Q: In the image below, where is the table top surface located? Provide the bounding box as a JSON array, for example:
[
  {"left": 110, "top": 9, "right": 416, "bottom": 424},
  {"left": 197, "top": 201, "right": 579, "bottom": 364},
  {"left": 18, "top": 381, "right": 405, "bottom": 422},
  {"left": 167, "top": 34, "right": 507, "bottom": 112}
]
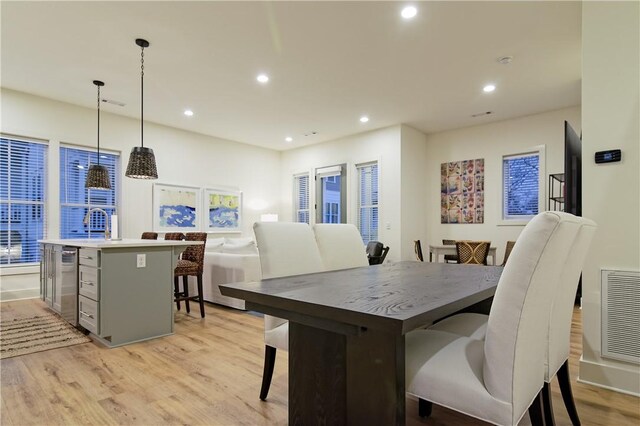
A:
[
  {"left": 39, "top": 238, "right": 203, "bottom": 248},
  {"left": 221, "top": 261, "right": 502, "bottom": 334}
]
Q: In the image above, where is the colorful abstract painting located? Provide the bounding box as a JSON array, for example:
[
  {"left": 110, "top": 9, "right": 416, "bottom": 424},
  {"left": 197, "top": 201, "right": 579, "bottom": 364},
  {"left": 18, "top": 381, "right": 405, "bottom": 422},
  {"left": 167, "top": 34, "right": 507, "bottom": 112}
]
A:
[
  {"left": 153, "top": 184, "right": 201, "bottom": 232},
  {"left": 204, "top": 188, "right": 242, "bottom": 233},
  {"left": 441, "top": 158, "right": 484, "bottom": 224}
]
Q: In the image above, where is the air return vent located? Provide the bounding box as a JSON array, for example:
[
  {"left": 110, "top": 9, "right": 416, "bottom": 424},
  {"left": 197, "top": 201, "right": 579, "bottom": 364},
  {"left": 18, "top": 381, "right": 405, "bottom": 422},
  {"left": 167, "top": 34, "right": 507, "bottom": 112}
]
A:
[{"left": 601, "top": 269, "right": 640, "bottom": 364}]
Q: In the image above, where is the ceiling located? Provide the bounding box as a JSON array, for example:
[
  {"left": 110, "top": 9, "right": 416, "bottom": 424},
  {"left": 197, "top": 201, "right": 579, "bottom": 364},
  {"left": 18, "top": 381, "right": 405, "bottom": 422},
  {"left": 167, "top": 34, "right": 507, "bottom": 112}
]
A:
[{"left": 1, "top": 1, "right": 581, "bottom": 151}]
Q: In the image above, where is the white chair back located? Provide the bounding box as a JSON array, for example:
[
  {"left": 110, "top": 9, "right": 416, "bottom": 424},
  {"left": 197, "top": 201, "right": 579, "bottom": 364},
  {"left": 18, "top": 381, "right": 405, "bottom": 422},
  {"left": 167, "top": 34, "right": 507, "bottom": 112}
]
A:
[
  {"left": 483, "top": 212, "right": 582, "bottom": 423},
  {"left": 313, "top": 224, "right": 369, "bottom": 271},
  {"left": 546, "top": 218, "right": 597, "bottom": 380},
  {"left": 253, "top": 222, "right": 325, "bottom": 345}
]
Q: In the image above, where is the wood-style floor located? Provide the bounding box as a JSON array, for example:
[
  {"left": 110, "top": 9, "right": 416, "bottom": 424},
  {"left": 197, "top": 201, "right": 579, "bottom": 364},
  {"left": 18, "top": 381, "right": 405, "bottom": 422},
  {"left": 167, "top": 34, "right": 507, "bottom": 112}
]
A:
[{"left": 1, "top": 299, "right": 638, "bottom": 425}]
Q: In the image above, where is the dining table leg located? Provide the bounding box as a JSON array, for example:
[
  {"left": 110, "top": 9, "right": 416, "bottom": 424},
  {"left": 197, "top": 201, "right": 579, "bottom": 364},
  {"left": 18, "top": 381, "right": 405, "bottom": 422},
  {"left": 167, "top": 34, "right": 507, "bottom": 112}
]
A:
[{"left": 289, "top": 322, "right": 406, "bottom": 426}]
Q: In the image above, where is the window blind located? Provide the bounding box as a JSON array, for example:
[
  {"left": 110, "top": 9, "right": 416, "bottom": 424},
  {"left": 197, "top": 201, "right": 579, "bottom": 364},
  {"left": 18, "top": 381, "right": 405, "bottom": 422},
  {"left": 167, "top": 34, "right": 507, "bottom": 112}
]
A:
[
  {"left": 60, "top": 146, "right": 119, "bottom": 239},
  {"left": 502, "top": 153, "right": 539, "bottom": 220},
  {"left": 293, "top": 174, "right": 309, "bottom": 224},
  {"left": 357, "top": 162, "right": 378, "bottom": 244},
  {"left": 0, "top": 137, "right": 47, "bottom": 265}
]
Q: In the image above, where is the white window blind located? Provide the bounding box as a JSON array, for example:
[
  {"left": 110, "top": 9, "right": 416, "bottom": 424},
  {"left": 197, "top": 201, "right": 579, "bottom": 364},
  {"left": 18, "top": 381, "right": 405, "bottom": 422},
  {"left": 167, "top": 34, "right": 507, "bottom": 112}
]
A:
[
  {"left": 293, "top": 174, "right": 309, "bottom": 224},
  {"left": 60, "top": 146, "right": 119, "bottom": 239},
  {"left": 0, "top": 137, "right": 47, "bottom": 266},
  {"left": 502, "top": 152, "right": 540, "bottom": 220},
  {"left": 357, "top": 162, "right": 378, "bottom": 244}
]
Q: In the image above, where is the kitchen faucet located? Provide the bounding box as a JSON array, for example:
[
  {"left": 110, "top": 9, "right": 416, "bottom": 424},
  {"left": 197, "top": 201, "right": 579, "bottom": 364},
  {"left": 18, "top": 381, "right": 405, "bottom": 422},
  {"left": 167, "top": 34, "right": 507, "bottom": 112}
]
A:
[{"left": 83, "top": 208, "right": 110, "bottom": 240}]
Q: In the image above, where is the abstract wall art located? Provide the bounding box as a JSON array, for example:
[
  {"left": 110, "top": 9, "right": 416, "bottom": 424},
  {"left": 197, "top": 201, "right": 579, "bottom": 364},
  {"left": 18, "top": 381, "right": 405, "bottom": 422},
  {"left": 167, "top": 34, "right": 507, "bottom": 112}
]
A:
[
  {"left": 153, "top": 184, "right": 201, "bottom": 232},
  {"left": 441, "top": 158, "right": 484, "bottom": 224},
  {"left": 204, "top": 188, "right": 242, "bottom": 233}
]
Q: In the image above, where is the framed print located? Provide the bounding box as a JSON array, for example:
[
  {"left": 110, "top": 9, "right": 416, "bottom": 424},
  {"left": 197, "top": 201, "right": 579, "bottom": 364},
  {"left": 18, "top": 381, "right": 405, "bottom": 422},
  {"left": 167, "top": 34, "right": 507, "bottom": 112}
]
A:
[
  {"left": 203, "top": 188, "right": 242, "bottom": 233},
  {"left": 441, "top": 158, "right": 484, "bottom": 224},
  {"left": 153, "top": 183, "right": 201, "bottom": 232}
]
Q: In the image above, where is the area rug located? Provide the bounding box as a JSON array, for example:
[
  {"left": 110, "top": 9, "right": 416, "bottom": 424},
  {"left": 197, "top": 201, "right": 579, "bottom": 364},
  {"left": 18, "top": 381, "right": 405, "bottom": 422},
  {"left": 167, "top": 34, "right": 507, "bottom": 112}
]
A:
[{"left": 0, "top": 312, "right": 91, "bottom": 359}]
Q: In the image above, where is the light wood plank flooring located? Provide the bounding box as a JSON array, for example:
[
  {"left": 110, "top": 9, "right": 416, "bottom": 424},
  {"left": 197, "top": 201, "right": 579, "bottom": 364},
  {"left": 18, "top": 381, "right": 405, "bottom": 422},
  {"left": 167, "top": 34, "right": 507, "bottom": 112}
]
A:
[{"left": 1, "top": 300, "right": 638, "bottom": 425}]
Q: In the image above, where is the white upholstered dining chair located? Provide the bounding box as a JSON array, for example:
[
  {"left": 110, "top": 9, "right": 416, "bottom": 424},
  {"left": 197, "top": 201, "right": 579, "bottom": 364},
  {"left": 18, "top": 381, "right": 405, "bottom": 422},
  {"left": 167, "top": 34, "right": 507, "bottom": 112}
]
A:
[
  {"left": 313, "top": 223, "right": 369, "bottom": 271},
  {"left": 253, "top": 222, "right": 325, "bottom": 400},
  {"left": 426, "top": 216, "right": 596, "bottom": 425},
  {"left": 405, "top": 211, "right": 582, "bottom": 426}
]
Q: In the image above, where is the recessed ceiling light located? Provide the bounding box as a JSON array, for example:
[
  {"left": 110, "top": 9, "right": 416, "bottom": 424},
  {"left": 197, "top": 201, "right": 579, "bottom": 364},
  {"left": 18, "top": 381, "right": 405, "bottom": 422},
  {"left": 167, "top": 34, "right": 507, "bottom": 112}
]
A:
[
  {"left": 285, "top": 137, "right": 293, "bottom": 142},
  {"left": 483, "top": 84, "right": 496, "bottom": 93},
  {"left": 401, "top": 6, "right": 417, "bottom": 19},
  {"left": 184, "top": 109, "right": 194, "bottom": 116},
  {"left": 497, "top": 56, "right": 513, "bottom": 65},
  {"left": 360, "top": 116, "right": 370, "bottom": 123},
  {"left": 257, "top": 74, "right": 269, "bottom": 83}
]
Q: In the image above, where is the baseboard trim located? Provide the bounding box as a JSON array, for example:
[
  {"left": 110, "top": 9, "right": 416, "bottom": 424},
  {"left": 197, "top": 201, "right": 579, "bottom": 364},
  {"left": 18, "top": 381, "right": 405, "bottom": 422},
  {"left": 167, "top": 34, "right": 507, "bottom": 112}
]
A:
[
  {"left": 579, "top": 356, "right": 640, "bottom": 397},
  {"left": 0, "top": 288, "right": 40, "bottom": 302}
]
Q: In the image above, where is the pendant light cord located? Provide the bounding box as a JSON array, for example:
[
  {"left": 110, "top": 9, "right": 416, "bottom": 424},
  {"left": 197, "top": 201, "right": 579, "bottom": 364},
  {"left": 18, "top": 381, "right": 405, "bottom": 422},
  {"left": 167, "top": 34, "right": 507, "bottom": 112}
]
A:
[
  {"left": 140, "top": 45, "right": 145, "bottom": 148},
  {"left": 97, "top": 84, "right": 101, "bottom": 165}
]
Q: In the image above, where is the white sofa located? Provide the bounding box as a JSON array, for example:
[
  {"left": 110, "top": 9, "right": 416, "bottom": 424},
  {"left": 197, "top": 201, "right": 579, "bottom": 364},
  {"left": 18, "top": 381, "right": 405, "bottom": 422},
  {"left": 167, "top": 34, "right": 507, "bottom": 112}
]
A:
[{"left": 200, "top": 238, "right": 261, "bottom": 310}]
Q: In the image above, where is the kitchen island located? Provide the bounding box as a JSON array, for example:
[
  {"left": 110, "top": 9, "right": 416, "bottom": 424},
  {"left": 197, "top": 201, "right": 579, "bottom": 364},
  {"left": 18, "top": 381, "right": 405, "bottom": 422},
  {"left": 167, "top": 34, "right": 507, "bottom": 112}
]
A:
[{"left": 39, "top": 238, "right": 201, "bottom": 348}]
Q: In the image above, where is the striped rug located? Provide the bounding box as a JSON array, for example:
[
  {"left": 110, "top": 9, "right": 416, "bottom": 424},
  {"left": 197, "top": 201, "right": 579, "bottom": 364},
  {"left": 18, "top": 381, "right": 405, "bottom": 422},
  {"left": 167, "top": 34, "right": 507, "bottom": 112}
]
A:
[{"left": 0, "top": 312, "right": 91, "bottom": 359}]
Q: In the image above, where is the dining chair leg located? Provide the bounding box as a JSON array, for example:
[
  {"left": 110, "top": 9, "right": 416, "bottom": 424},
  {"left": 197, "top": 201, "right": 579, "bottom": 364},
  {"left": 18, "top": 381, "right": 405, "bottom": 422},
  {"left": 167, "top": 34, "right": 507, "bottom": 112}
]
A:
[
  {"left": 558, "top": 360, "right": 581, "bottom": 426},
  {"left": 259, "top": 345, "right": 277, "bottom": 401},
  {"left": 418, "top": 398, "right": 432, "bottom": 418},
  {"left": 542, "top": 381, "right": 556, "bottom": 426},
  {"left": 528, "top": 389, "right": 545, "bottom": 426},
  {"left": 197, "top": 274, "right": 205, "bottom": 318},
  {"left": 183, "top": 275, "right": 191, "bottom": 313},
  {"left": 174, "top": 276, "right": 181, "bottom": 310}
]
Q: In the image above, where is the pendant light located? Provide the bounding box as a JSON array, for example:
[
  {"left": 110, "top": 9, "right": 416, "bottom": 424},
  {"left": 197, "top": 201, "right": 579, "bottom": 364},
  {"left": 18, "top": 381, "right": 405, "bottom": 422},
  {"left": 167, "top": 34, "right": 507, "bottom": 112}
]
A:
[
  {"left": 125, "top": 38, "right": 158, "bottom": 179},
  {"left": 85, "top": 80, "right": 112, "bottom": 190}
]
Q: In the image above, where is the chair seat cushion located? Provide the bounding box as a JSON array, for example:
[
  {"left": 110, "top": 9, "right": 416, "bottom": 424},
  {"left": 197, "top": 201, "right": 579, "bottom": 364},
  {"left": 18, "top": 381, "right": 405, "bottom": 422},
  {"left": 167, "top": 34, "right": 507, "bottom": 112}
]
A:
[
  {"left": 428, "top": 313, "right": 488, "bottom": 341},
  {"left": 265, "top": 321, "right": 288, "bottom": 351},
  {"left": 175, "top": 259, "right": 199, "bottom": 276},
  {"left": 406, "top": 330, "right": 513, "bottom": 425}
]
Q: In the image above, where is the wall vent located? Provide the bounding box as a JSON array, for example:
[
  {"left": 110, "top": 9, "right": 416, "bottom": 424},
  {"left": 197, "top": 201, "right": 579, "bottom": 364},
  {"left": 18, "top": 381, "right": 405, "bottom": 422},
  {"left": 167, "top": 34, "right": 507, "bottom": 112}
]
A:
[{"left": 602, "top": 269, "right": 640, "bottom": 364}]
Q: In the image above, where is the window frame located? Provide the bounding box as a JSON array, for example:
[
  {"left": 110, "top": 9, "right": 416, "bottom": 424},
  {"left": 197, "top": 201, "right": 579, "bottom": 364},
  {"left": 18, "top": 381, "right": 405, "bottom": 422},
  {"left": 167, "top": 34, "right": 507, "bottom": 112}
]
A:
[
  {"left": 356, "top": 161, "right": 379, "bottom": 244},
  {"left": 293, "top": 173, "right": 310, "bottom": 224},
  {"left": 59, "top": 144, "right": 120, "bottom": 239},
  {"left": 499, "top": 145, "right": 546, "bottom": 226},
  {"left": 0, "top": 135, "right": 48, "bottom": 267}
]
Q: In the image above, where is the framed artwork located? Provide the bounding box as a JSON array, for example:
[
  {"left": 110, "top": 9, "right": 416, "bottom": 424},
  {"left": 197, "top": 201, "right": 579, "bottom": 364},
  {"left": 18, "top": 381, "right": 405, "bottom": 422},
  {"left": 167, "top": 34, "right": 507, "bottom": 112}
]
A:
[
  {"left": 441, "top": 158, "right": 484, "bottom": 224},
  {"left": 203, "top": 188, "right": 242, "bottom": 233},
  {"left": 153, "top": 184, "right": 201, "bottom": 232}
]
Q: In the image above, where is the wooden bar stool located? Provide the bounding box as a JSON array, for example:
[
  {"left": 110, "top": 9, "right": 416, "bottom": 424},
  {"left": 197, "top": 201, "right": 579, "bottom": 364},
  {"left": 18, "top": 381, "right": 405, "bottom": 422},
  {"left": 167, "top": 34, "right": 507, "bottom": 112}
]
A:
[
  {"left": 164, "top": 233, "right": 185, "bottom": 310},
  {"left": 141, "top": 232, "right": 158, "bottom": 240},
  {"left": 174, "top": 232, "right": 207, "bottom": 318}
]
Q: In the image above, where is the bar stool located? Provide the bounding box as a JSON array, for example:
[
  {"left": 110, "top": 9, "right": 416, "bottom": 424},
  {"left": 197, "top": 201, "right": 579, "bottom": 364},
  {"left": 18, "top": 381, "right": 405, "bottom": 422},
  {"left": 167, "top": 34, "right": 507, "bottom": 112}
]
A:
[
  {"left": 141, "top": 232, "right": 158, "bottom": 240},
  {"left": 174, "top": 232, "right": 207, "bottom": 318}
]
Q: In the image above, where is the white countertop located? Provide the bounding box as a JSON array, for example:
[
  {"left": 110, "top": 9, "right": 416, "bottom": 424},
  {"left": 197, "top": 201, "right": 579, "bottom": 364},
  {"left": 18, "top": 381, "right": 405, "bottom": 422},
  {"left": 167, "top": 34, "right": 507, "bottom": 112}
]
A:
[{"left": 38, "top": 238, "right": 203, "bottom": 248}]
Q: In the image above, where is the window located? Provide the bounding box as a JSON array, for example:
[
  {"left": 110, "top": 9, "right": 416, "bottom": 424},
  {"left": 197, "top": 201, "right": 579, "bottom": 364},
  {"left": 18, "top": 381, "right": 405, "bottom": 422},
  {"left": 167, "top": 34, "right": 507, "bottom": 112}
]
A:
[
  {"left": 0, "top": 137, "right": 47, "bottom": 265},
  {"left": 502, "top": 147, "right": 544, "bottom": 222},
  {"left": 60, "top": 146, "right": 119, "bottom": 239},
  {"left": 357, "top": 162, "right": 378, "bottom": 244},
  {"left": 293, "top": 174, "right": 309, "bottom": 224},
  {"left": 324, "top": 202, "right": 340, "bottom": 223}
]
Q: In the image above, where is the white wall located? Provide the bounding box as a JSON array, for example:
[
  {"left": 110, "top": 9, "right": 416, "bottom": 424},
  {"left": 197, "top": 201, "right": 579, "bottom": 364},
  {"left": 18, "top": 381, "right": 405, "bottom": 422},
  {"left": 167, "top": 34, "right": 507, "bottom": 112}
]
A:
[
  {"left": 280, "top": 125, "right": 403, "bottom": 260},
  {"left": 400, "top": 125, "right": 428, "bottom": 260},
  {"left": 0, "top": 88, "right": 281, "bottom": 300},
  {"left": 424, "top": 106, "right": 581, "bottom": 263},
  {"left": 580, "top": 2, "right": 640, "bottom": 395}
]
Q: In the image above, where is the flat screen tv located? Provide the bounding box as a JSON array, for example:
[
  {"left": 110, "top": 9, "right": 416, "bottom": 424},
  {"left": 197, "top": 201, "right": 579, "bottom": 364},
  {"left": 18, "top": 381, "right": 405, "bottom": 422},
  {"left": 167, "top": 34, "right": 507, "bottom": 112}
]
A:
[{"left": 564, "top": 121, "right": 582, "bottom": 216}]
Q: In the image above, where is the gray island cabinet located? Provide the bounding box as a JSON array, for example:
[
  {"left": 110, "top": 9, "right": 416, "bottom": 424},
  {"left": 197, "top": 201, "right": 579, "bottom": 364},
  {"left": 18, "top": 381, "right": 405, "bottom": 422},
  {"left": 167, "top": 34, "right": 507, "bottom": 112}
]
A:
[{"left": 39, "top": 239, "right": 199, "bottom": 348}]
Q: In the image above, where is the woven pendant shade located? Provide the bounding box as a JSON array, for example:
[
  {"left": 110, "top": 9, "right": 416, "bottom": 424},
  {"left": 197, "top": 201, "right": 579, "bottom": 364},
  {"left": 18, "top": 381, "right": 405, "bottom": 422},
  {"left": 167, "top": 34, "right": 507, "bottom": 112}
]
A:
[
  {"left": 85, "top": 164, "right": 112, "bottom": 189},
  {"left": 125, "top": 146, "right": 158, "bottom": 179}
]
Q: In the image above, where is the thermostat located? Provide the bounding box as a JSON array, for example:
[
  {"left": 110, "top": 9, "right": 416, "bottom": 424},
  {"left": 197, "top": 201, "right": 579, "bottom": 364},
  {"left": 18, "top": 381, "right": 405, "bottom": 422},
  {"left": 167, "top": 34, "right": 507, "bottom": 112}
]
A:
[{"left": 595, "top": 149, "right": 621, "bottom": 164}]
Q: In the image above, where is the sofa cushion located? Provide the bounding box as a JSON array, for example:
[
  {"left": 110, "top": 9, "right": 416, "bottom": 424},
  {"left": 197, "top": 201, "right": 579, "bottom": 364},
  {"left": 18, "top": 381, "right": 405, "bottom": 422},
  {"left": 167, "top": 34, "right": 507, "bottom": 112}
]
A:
[
  {"left": 222, "top": 237, "right": 258, "bottom": 254},
  {"left": 205, "top": 237, "right": 225, "bottom": 253}
]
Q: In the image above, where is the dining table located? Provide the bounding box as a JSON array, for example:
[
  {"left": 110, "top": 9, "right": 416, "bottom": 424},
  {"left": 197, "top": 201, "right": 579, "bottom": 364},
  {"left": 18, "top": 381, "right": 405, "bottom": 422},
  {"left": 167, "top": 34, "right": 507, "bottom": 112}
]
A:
[{"left": 220, "top": 261, "right": 503, "bottom": 426}]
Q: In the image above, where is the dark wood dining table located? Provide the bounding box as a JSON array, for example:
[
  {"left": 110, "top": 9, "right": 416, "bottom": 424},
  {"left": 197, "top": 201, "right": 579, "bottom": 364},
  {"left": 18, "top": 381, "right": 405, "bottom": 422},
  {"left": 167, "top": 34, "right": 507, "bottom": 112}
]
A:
[{"left": 220, "top": 261, "right": 502, "bottom": 426}]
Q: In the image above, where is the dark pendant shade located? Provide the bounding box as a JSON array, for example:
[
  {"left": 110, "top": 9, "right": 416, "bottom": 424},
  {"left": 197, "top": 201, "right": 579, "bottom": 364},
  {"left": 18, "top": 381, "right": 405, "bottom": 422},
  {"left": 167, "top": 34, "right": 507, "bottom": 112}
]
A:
[
  {"left": 125, "top": 146, "right": 158, "bottom": 179},
  {"left": 85, "top": 164, "right": 112, "bottom": 190}
]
